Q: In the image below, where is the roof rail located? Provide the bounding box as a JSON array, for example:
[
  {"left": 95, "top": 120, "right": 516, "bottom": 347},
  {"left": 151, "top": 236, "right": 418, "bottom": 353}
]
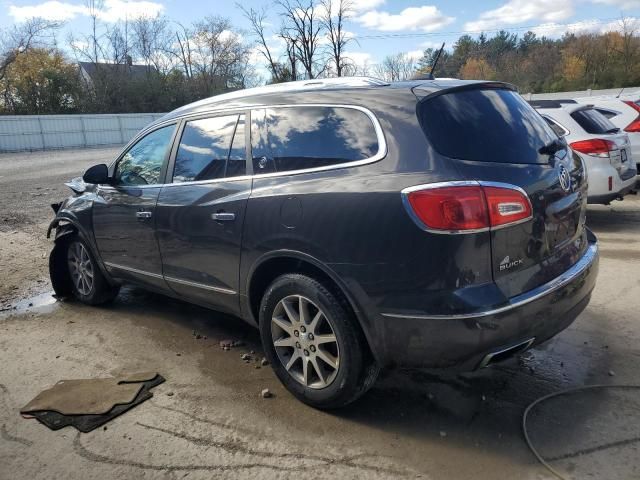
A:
[{"left": 171, "top": 76, "right": 390, "bottom": 114}]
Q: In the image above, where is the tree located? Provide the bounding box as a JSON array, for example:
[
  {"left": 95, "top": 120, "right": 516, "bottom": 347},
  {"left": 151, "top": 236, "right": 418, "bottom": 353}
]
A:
[
  {"left": 563, "top": 55, "right": 586, "bottom": 84},
  {"left": 1, "top": 48, "right": 80, "bottom": 114},
  {"left": 131, "top": 15, "right": 173, "bottom": 74},
  {"left": 0, "top": 18, "right": 61, "bottom": 83},
  {"left": 459, "top": 58, "right": 496, "bottom": 80},
  {"left": 238, "top": 5, "right": 286, "bottom": 82},
  {"left": 277, "top": 0, "right": 324, "bottom": 79},
  {"left": 373, "top": 53, "right": 416, "bottom": 82},
  {"left": 189, "top": 16, "right": 252, "bottom": 94},
  {"left": 320, "top": 0, "right": 353, "bottom": 77}
]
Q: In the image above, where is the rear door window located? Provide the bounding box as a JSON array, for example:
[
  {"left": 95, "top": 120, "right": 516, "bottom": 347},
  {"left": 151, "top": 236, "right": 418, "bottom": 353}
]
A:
[
  {"left": 251, "top": 106, "right": 379, "bottom": 174},
  {"left": 571, "top": 108, "right": 619, "bottom": 134},
  {"left": 173, "top": 114, "right": 246, "bottom": 182},
  {"left": 418, "top": 88, "right": 557, "bottom": 164}
]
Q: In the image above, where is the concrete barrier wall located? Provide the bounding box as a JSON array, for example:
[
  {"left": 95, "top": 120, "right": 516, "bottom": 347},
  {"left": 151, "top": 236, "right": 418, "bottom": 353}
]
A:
[{"left": 0, "top": 113, "right": 165, "bottom": 153}]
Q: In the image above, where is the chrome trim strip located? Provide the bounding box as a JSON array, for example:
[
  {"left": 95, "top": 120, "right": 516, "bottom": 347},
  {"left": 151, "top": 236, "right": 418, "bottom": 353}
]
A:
[
  {"left": 400, "top": 180, "right": 534, "bottom": 235},
  {"left": 381, "top": 241, "right": 598, "bottom": 321},
  {"left": 105, "top": 262, "right": 237, "bottom": 295},
  {"left": 104, "top": 262, "right": 164, "bottom": 279},
  {"left": 477, "top": 338, "right": 535, "bottom": 369},
  {"left": 164, "top": 276, "right": 236, "bottom": 295},
  {"left": 101, "top": 104, "right": 387, "bottom": 188}
]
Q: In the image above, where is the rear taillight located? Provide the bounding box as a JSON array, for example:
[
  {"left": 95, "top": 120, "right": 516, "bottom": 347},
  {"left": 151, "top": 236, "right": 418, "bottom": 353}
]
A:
[
  {"left": 569, "top": 139, "right": 615, "bottom": 157},
  {"left": 623, "top": 100, "right": 640, "bottom": 133},
  {"left": 403, "top": 182, "right": 532, "bottom": 233}
]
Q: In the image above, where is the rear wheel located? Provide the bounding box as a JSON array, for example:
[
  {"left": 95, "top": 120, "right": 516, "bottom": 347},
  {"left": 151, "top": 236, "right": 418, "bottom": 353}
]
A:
[
  {"left": 259, "top": 274, "right": 378, "bottom": 408},
  {"left": 66, "top": 237, "right": 119, "bottom": 305}
]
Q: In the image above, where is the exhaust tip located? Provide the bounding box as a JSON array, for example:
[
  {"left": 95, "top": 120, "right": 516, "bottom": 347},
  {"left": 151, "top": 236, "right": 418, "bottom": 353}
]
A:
[{"left": 478, "top": 338, "right": 535, "bottom": 369}]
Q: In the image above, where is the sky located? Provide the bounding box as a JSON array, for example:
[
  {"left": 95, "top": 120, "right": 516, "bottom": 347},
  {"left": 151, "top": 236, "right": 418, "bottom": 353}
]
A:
[{"left": 2, "top": 0, "right": 640, "bottom": 71}]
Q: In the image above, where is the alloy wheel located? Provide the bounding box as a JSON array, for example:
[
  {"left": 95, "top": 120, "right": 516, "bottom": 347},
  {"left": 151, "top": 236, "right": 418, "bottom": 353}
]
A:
[
  {"left": 271, "top": 295, "right": 340, "bottom": 389},
  {"left": 67, "top": 242, "right": 94, "bottom": 296}
]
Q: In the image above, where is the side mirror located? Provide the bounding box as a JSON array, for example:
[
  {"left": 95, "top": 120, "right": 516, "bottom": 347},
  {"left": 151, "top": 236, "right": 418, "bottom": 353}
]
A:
[{"left": 82, "top": 164, "right": 110, "bottom": 184}]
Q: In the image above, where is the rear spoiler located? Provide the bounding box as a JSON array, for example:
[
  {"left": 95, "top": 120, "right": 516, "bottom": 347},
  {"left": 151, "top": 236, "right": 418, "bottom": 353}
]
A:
[{"left": 412, "top": 81, "right": 518, "bottom": 103}]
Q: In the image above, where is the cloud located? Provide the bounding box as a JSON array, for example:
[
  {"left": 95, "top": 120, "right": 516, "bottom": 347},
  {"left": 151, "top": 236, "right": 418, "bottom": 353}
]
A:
[
  {"left": 464, "top": 0, "right": 574, "bottom": 32},
  {"left": 9, "top": 1, "right": 85, "bottom": 22},
  {"left": 345, "top": 51, "right": 373, "bottom": 67},
  {"left": 313, "top": 0, "right": 384, "bottom": 21},
  {"left": 531, "top": 16, "right": 639, "bottom": 37},
  {"left": 356, "top": 5, "right": 455, "bottom": 32},
  {"left": 8, "top": 0, "right": 165, "bottom": 23},
  {"left": 350, "top": 0, "right": 385, "bottom": 13},
  {"left": 591, "top": 0, "right": 640, "bottom": 8},
  {"left": 406, "top": 49, "right": 425, "bottom": 62},
  {"left": 97, "top": 0, "right": 165, "bottom": 22}
]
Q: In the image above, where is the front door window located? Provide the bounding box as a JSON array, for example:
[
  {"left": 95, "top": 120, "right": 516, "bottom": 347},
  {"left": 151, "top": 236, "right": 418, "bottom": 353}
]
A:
[{"left": 115, "top": 125, "right": 175, "bottom": 186}]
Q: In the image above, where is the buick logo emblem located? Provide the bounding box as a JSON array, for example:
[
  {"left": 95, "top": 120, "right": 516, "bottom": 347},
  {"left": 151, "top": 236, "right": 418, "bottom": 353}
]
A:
[{"left": 558, "top": 165, "right": 571, "bottom": 192}]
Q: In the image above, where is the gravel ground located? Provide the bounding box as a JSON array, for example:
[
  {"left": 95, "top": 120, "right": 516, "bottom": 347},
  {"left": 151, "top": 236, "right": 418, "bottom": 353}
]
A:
[{"left": 0, "top": 148, "right": 639, "bottom": 480}]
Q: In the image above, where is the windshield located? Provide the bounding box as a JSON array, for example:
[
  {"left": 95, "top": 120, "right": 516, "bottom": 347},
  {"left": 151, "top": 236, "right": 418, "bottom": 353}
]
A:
[{"left": 418, "top": 88, "right": 557, "bottom": 164}]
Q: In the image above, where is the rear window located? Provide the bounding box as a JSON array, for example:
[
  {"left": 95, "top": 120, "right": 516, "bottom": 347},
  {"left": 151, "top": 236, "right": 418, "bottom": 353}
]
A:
[
  {"left": 251, "top": 106, "right": 379, "bottom": 174},
  {"left": 571, "top": 108, "right": 618, "bottom": 134},
  {"left": 595, "top": 108, "right": 618, "bottom": 120},
  {"left": 418, "top": 88, "right": 557, "bottom": 164}
]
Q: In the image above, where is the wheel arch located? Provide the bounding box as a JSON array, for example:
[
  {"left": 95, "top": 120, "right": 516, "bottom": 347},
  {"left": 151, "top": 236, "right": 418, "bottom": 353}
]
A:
[
  {"left": 245, "top": 250, "right": 381, "bottom": 364},
  {"left": 47, "top": 214, "right": 116, "bottom": 293}
]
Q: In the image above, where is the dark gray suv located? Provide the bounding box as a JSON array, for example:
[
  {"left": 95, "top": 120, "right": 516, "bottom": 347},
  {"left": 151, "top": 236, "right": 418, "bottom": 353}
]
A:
[{"left": 48, "top": 77, "right": 599, "bottom": 408}]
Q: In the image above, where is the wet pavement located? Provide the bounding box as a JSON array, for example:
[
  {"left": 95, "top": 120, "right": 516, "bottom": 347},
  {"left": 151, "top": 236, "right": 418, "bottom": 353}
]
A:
[{"left": 0, "top": 148, "right": 639, "bottom": 479}]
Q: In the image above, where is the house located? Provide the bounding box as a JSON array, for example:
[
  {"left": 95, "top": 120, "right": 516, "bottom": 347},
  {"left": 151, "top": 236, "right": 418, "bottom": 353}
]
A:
[{"left": 78, "top": 58, "right": 157, "bottom": 88}]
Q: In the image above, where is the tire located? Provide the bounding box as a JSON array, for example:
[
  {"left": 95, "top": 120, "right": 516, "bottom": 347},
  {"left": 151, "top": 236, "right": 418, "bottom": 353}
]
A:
[
  {"left": 259, "top": 274, "right": 379, "bottom": 408},
  {"left": 65, "top": 236, "right": 119, "bottom": 305}
]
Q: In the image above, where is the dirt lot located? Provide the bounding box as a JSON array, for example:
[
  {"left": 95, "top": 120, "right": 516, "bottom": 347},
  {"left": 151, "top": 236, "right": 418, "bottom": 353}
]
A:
[{"left": 1, "top": 148, "right": 639, "bottom": 480}]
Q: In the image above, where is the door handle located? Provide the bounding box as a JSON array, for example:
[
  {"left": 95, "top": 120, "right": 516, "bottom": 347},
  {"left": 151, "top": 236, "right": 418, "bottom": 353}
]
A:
[
  {"left": 136, "top": 211, "right": 152, "bottom": 219},
  {"left": 212, "top": 212, "right": 236, "bottom": 222}
]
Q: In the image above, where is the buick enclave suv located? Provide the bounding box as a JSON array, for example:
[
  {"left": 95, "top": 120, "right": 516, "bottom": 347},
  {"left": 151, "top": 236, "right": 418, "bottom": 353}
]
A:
[{"left": 48, "top": 78, "right": 599, "bottom": 408}]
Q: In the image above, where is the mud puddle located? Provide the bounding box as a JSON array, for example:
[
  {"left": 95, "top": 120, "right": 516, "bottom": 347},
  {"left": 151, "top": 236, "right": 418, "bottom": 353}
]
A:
[{"left": 0, "top": 290, "right": 59, "bottom": 318}]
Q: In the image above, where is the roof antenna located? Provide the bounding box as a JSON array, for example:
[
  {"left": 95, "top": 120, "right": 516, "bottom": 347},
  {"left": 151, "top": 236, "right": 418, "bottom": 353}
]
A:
[
  {"left": 411, "top": 42, "right": 445, "bottom": 81},
  {"left": 429, "top": 42, "right": 446, "bottom": 79},
  {"left": 616, "top": 87, "right": 625, "bottom": 98}
]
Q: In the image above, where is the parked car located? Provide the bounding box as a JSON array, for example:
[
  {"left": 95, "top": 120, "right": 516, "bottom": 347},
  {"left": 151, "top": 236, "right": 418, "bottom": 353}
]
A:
[
  {"left": 574, "top": 95, "right": 640, "bottom": 183},
  {"left": 531, "top": 100, "right": 637, "bottom": 204},
  {"left": 48, "top": 78, "right": 599, "bottom": 408}
]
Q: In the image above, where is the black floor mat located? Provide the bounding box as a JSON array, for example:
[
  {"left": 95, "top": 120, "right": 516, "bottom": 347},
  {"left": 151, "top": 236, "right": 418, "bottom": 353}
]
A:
[{"left": 28, "top": 374, "right": 165, "bottom": 433}]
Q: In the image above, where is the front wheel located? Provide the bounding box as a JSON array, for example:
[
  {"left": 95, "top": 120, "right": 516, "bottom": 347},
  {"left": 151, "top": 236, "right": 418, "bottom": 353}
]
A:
[
  {"left": 66, "top": 237, "right": 119, "bottom": 305},
  {"left": 259, "top": 274, "right": 378, "bottom": 408}
]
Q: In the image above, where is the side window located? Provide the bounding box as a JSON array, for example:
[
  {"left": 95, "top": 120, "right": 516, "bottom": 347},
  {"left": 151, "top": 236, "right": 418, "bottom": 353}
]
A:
[
  {"left": 173, "top": 114, "right": 245, "bottom": 183},
  {"left": 251, "top": 106, "right": 379, "bottom": 174},
  {"left": 115, "top": 124, "right": 175, "bottom": 186},
  {"left": 543, "top": 116, "right": 567, "bottom": 137}
]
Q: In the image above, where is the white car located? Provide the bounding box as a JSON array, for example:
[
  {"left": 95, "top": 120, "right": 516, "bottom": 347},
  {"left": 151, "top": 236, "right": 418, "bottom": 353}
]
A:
[
  {"left": 531, "top": 100, "right": 637, "bottom": 204},
  {"left": 573, "top": 96, "right": 640, "bottom": 180}
]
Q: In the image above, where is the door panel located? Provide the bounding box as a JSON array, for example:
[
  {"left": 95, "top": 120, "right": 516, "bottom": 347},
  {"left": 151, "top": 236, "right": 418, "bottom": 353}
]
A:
[
  {"left": 93, "top": 123, "right": 177, "bottom": 290},
  {"left": 155, "top": 179, "right": 251, "bottom": 312},
  {"left": 93, "top": 185, "right": 168, "bottom": 289},
  {"left": 155, "top": 112, "right": 249, "bottom": 314}
]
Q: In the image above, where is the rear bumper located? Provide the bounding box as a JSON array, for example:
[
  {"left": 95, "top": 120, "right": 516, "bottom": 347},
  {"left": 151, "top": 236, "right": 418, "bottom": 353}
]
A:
[
  {"left": 588, "top": 182, "right": 636, "bottom": 204},
  {"left": 376, "top": 234, "right": 599, "bottom": 369},
  {"left": 585, "top": 158, "right": 637, "bottom": 204}
]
